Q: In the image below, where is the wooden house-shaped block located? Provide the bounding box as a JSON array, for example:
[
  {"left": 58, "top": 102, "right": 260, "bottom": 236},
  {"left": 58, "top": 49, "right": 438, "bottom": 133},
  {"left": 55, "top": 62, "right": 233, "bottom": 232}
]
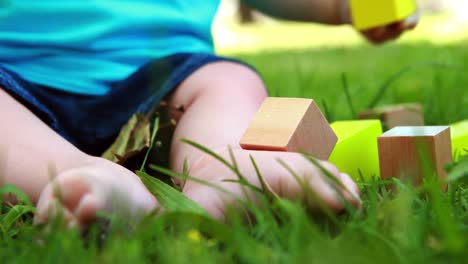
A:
[{"left": 240, "top": 97, "right": 337, "bottom": 160}]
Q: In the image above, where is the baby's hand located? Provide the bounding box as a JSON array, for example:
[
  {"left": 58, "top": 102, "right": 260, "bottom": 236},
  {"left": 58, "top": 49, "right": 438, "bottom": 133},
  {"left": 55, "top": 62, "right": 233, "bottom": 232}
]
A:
[{"left": 182, "top": 147, "right": 361, "bottom": 220}]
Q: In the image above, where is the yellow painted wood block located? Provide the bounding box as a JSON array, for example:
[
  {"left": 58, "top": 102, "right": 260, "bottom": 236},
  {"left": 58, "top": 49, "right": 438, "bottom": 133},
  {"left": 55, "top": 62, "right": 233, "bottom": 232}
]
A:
[
  {"left": 329, "top": 120, "right": 382, "bottom": 181},
  {"left": 240, "top": 97, "right": 337, "bottom": 159},
  {"left": 451, "top": 119, "right": 468, "bottom": 161},
  {"left": 350, "top": 0, "right": 417, "bottom": 30}
]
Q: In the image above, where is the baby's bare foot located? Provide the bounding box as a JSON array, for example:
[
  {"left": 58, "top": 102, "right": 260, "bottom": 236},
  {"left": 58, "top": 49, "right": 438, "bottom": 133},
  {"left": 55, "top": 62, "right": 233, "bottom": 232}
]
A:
[
  {"left": 34, "top": 157, "right": 157, "bottom": 228},
  {"left": 183, "top": 147, "right": 360, "bottom": 220}
]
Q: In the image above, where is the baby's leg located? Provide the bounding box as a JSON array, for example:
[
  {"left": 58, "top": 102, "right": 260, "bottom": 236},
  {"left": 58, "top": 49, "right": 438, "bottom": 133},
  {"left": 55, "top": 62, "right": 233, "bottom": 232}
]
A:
[
  {"left": 0, "top": 89, "right": 156, "bottom": 227},
  {"left": 169, "top": 62, "right": 360, "bottom": 219}
]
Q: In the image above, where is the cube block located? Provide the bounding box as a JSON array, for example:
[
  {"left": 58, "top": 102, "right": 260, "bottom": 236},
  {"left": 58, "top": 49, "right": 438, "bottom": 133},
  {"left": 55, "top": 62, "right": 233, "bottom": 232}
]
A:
[
  {"left": 378, "top": 126, "right": 452, "bottom": 184},
  {"left": 240, "top": 97, "right": 337, "bottom": 159},
  {"left": 350, "top": 0, "right": 417, "bottom": 30},
  {"left": 329, "top": 120, "right": 383, "bottom": 181},
  {"left": 359, "top": 103, "right": 424, "bottom": 130},
  {"left": 451, "top": 119, "right": 468, "bottom": 161}
]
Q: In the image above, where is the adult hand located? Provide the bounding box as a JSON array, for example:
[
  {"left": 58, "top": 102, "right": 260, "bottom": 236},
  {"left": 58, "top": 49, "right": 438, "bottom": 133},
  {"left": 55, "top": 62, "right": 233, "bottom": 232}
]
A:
[
  {"left": 360, "top": 17, "right": 418, "bottom": 44},
  {"left": 339, "top": 0, "right": 419, "bottom": 44}
]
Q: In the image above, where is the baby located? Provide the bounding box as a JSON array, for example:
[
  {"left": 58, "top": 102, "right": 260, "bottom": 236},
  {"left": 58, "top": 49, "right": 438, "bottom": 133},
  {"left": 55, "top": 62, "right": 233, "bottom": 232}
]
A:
[{"left": 0, "top": 0, "right": 416, "bottom": 227}]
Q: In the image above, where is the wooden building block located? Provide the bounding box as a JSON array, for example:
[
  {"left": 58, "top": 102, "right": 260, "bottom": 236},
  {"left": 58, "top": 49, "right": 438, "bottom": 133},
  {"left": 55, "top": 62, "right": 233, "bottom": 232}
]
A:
[
  {"left": 359, "top": 103, "right": 424, "bottom": 130},
  {"left": 329, "top": 120, "right": 383, "bottom": 181},
  {"left": 378, "top": 126, "right": 452, "bottom": 184},
  {"left": 240, "top": 97, "right": 337, "bottom": 159},
  {"left": 451, "top": 119, "right": 468, "bottom": 161},
  {"left": 350, "top": 0, "right": 417, "bottom": 30}
]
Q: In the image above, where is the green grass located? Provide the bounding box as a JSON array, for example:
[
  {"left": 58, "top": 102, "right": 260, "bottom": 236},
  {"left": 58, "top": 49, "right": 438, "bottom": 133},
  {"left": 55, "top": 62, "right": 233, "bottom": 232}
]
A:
[{"left": 1, "top": 15, "right": 468, "bottom": 263}]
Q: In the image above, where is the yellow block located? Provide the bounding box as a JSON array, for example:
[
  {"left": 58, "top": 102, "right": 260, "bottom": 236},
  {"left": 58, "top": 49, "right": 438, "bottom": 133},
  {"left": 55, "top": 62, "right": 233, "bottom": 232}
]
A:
[
  {"left": 451, "top": 119, "right": 468, "bottom": 161},
  {"left": 329, "top": 120, "right": 382, "bottom": 181},
  {"left": 350, "top": 0, "right": 417, "bottom": 30}
]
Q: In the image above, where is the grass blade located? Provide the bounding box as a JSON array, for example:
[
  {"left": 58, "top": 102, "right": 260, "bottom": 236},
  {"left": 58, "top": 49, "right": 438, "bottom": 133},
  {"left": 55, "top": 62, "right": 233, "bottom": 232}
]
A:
[
  {"left": 181, "top": 139, "right": 263, "bottom": 194},
  {"left": 302, "top": 154, "right": 360, "bottom": 206},
  {"left": 181, "top": 139, "right": 232, "bottom": 170},
  {"left": 0, "top": 185, "right": 33, "bottom": 207},
  {"left": 321, "top": 99, "right": 334, "bottom": 123},
  {"left": 136, "top": 171, "right": 208, "bottom": 216},
  {"left": 276, "top": 158, "right": 339, "bottom": 225},
  {"left": 149, "top": 164, "right": 251, "bottom": 209},
  {"left": 2, "top": 205, "right": 35, "bottom": 231},
  {"left": 249, "top": 155, "right": 280, "bottom": 202},
  {"left": 140, "top": 116, "right": 160, "bottom": 172},
  {"left": 341, "top": 72, "right": 356, "bottom": 118}
]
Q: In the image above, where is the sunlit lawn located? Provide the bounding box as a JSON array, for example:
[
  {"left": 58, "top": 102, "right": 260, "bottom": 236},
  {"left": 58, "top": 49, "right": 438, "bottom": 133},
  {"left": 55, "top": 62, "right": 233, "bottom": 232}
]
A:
[{"left": 1, "top": 13, "right": 467, "bottom": 264}]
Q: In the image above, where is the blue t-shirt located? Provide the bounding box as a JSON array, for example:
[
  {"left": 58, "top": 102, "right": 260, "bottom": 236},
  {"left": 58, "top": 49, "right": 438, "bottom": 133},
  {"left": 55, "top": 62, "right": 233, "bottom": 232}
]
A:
[{"left": 0, "top": 0, "right": 220, "bottom": 95}]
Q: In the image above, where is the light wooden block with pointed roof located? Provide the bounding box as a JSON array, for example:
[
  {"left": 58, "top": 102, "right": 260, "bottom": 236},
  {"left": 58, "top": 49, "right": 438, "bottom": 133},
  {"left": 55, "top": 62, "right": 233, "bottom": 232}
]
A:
[
  {"left": 240, "top": 97, "right": 337, "bottom": 160},
  {"left": 378, "top": 126, "right": 452, "bottom": 184}
]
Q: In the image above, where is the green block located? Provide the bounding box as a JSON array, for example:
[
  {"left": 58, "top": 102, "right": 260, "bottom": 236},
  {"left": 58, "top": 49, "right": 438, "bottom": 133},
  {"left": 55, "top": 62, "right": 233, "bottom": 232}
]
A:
[
  {"left": 451, "top": 119, "right": 468, "bottom": 161},
  {"left": 350, "top": 0, "right": 417, "bottom": 30},
  {"left": 329, "top": 120, "right": 383, "bottom": 181}
]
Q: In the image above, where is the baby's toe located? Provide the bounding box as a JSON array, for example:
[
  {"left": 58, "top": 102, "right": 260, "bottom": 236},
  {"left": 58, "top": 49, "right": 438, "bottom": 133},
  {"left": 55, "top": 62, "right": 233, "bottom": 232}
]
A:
[{"left": 34, "top": 171, "right": 101, "bottom": 227}]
